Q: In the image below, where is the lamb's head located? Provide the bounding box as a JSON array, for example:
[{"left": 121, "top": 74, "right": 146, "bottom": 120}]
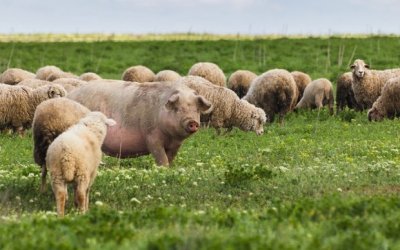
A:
[
  {"left": 80, "top": 111, "right": 116, "bottom": 139},
  {"left": 367, "top": 106, "right": 384, "bottom": 122},
  {"left": 351, "top": 59, "right": 369, "bottom": 79},
  {"left": 46, "top": 84, "right": 67, "bottom": 98}
]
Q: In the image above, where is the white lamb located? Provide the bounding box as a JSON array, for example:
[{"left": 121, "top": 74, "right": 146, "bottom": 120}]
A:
[{"left": 46, "top": 111, "right": 116, "bottom": 217}]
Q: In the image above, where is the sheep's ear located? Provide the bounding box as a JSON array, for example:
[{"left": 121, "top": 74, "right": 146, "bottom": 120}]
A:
[
  {"left": 105, "top": 118, "right": 116, "bottom": 127},
  {"left": 365, "top": 64, "right": 370, "bottom": 69},
  {"left": 350, "top": 64, "right": 356, "bottom": 69},
  {"left": 197, "top": 95, "right": 213, "bottom": 114},
  {"left": 166, "top": 94, "right": 179, "bottom": 110}
]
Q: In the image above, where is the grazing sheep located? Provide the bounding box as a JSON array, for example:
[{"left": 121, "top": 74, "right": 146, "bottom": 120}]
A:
[
  {"left": 36, "top": 65, "right": 63, "bottom": 80},
  {"left": 154, "top": 70, "right": 181, "bottom": 82},
  {"left": 17, "top": 79, "right": 51, "bottom": 89},
  {"left": 33, "top": 98, "right": 90, "bottom": 192},
  {"left": 188, "top": 62, "right": 226, "bottom": 87},
  {"left": 0, "top": 83, "right": 66, "bottom": 135},
  {"left": 227, "top": 70, "right": 257, "bottom": 98},
  {"left": 0, "top": 68, "right": 36, "bottom": 85},
  {"left": 46, "top": 71, "right": 78, "bottom": 82},
  {"left": 79, "top": 72, "right": 102, "bottom": 81},
  {"left": 122, "top": 65, "right": 155, "bottom": 82},
  {"left": 46, "top": 111, "right": 116, "bottom": 217},
  {"left": 178, "top": 76, "right": 266, "bottom": 135},
  {"left": 243, "top": 69, "right": 298, "bottom": 124},
  {"left": 291, "top": 71, "right": 312, "bottom": 103},
  {"left": 336, "top": 72, "right": 361, "bottom": 112},
  {"left": 368, "top": 77, "right": 400, "bottom": 121},
  {"left": 351, "top": 59, "right": 400, "bottom": 110},
  {"left": 53, "top": 78, "right": 87, "bottom": 92},
  {"left": 295, "top": 78, "right": 334, "bottom": 115}
]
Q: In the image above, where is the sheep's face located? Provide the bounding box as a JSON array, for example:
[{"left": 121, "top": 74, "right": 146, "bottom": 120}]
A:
[
  {"left": 47, "top": 84, "right": 67, "bottom": 98},
  {"left": 251, "top": 108, "right": 267, "bottom": 135},
  {"left": 367, "top": 107, "right": 384, "bottom": 121},
  {"left": 351, "top": 59, "right": 369, "bottom": 78}
]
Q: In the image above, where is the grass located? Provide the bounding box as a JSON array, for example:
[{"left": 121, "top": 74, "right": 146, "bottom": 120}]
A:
[{"left": 1, "top": 35, "right": 400, "bottom": 249}]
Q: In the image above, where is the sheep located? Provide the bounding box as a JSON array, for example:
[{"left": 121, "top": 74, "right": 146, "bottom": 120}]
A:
[
  {"left": 188, "top": 62, "right": 226, "bottom": 87},
  {"left": 368, "top": 77, "right": 400, "bottom": 121},
  {"left": 121, "top": 65, "right": 155, "bottom": 82},
  {"left": 79, "top": 72, "right": 102, "bottom": 81},
  {"left": 0, "top": 83, "right": 66, "bottom": 135},
  {"left": 295, "top": 78, "right": 334, "bottom": 115},
  {"left": 46, "top": 111, "right": 116, "bottom": 217},
  {"left": 243, "top": 69, "right": 298, "bottom": 124},
  {"left": 35, "top": 65, "right": 63, "bottom": 80},
  {"left": 53, "top": 78, "right": 88, "bottom": 92},
  {"left": 291, "top": 71, "right": 312, "bottom": 103},
  {"left": 177, "top": 76, "right": 266, "bottom": 135},
  {"left": 17, "top": 79, "right": 51, "bottom": 89},
  {"left": 227, "top": 70, "right": 257, "bottom": 98},
  {"left": 0, "top": 68, "right": 36, "bottom": 85},
  {"left": 46, "top": 71, "right": 78, "bottom": 82},
  {"left": 351, "top": 59, "right": 400, "bottom": 110},
  {"left": 33, "top": 98, "right": 90, "bottom": 193},
  {"left": 336, "top": 72, "right": 361, "bottom": 112},
  {"left": 154, "top": 70, "right": 181, "bottom": 82}
]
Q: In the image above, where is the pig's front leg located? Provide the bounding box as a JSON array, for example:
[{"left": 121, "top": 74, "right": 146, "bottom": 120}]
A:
[
  {"left": 166, "top": 143, "right": 182, "bottom": 165},
  {"left": 146, "top": 133, "right": 169, "bottom": 166}
]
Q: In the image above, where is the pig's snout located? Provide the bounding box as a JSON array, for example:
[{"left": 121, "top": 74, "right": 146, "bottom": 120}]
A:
[{"left": 186, "top": 120, "right": 200, "bottom": 133}]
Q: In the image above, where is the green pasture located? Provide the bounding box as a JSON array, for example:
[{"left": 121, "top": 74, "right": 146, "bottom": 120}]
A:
[{"left": 1, "top": 35, "right": 400, "bottom": 249}]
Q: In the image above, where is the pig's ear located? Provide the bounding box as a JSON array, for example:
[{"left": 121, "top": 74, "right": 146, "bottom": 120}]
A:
[
  {"left": 197, "top": 95, "right": 213, "bottom": 114},
  {"left": 166, "top": 94, "right": 180, "bottom": 110}
]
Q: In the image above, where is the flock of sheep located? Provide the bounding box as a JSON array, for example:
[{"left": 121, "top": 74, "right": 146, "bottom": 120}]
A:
[{"left": 1, "top": 59, "right": 399, "bottom": 216}]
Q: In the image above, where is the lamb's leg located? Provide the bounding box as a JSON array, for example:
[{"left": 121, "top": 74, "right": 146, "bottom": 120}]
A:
[
  {"left": 40, "top": 165, "right": 47, "bottom": 193},
  {"left": 75, "top": 184, "right": 88, "bottom": 213},
  {"left": 53, "top": 183, "right": 67, "bottom": 217}
]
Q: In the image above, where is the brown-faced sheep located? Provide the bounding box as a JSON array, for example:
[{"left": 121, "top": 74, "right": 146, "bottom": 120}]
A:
[
  {"left": 188, "top": 62, "right": 226, "bottom": 87},
  {"left": 121, "top": 65, "right": 155, "bottom": 82},
  {"left": 243, "top": 69, "right": 298, "bottom": 124},
  {"left": 79, "top": 72, "right": 102, "bottom": 81},
  {"left": 0, "top": 83, "right": 66, "bottom": 135},
  {"left": 35, "top": 65, "right": 63, "bottom": 80},
  {"left": 291, "top": 71, "right": 312, "bottom": 103},
  {"left": 336, "top": 72, "right": 361, "bottom": 112},
  {"left": 33, "top": 98, "right": 90, "bottom": 192},
  {"left": 227, "top": 70, "right": 257, "bottom": 98},
  {"left": 351, "top": 59, "right": 400, "bottom": 110},
  {"left": 46, "top": 111, "right": 116, "bottom": 217},
  {"left": 295, "top": 78, "right": 334, "bottom": 115},
  {"left": 178, "top": 76, "right": 266, "bottom": 135},
  {"left": 53, "top": 78, "right": 88, "bottom": 92},
  {"left": 46, "top": 71, "right": 78, "bottom": 82},
  {"left": 368, "top": 77, "right": 400, "bottom": 121},
  {"left": 154, "top": 70, "right": 181, "bottom": 82},
  {"left": 0, "top": 68, "right": 36, "bottom": 85}
]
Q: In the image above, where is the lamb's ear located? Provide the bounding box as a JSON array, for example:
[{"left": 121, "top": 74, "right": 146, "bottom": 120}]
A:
[
  {"left": 197, "top": 95, "right": 213, "bottom": 114},
  {"left": 105, "top": 118, "right": 116, "bottom": 127},
  {"left": 365, "top": 64, "right": 370, "bottom": 69},
  {"left": 166, "top": 94, "right": 179, "bottom": 110},
  {"left": 350, "top": 64, "right": 356, "bottom": 69}
]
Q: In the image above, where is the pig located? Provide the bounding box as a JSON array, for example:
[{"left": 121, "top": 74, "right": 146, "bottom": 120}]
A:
[{"left": 67, "top": 80, "right": 213, "bottom": 166}]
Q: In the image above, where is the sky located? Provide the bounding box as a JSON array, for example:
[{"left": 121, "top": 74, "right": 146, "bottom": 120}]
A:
[{"left": 0, "top": 0, "right": 399, "bottom": 35}]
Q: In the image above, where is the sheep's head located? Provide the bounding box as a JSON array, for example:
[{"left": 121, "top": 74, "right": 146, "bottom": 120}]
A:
[
  {"left": 350, "top": 59, "right": 369, "bottom": 78},
  {"left": 367, "top": 106, "right": 384, "bottom": 122},
  {"left": 247, "top": 106, "right": 266, "bottom": 135},
  {"left": 47, "top": 84, "right": 67, "bottom": 98}
]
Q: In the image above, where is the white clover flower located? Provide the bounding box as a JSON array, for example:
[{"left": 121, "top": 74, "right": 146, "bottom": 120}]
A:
[
  {"left": 28, "top": 173, "right": 35, "bottom": 178},
  {"left": 29, "top": 199, "right": 34, "bottom": 203},
  {"left": 95, "top": 201, "right": 104, "bottom": 206},
  {"left": 196, "top": 162, "right": 204, "bottom": 167},
  {"left": 192, "top": 181, "right": 198, "bottom": 187},
  {"left": 337, "top": 188, "right": 343, "bottom": 192},
  {"left": 95, "top": 192, "right": 101, "bottom": 197}
]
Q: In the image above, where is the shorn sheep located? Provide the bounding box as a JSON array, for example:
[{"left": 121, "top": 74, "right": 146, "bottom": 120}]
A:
[
  {"left": 295, "top": 78, "right": 334, "bottom": 115},
  {"left": 0, "top": 83, "right": 66, "bottom": 135},
  {"left": 33, "top": 98, "right": 90, "bottom": 192},
  {"left": 0, "top": 68, "right": 36, "bottom": 85},
  {"left": 122, "top": 65, "right": 155, "bottom": 82},
  {"left": 291, "top": 71, "right": 312, "bottom": 103},
  {"left": 336, "top": 72, "right": 361, "bottom": 112},
  {"left": 368, "top": 77, "right": 400, "bottom": 121},
  {"left": 243, "top": 69, "right": 298, "bottom": 124},
  {"left": 79, "top": 72, "right": 102, "bottom": 81},
  {"left": 227, "top": 70, "right": 257, "bottom": 98},
  {"left": 46, "top": 111, "right": 116, "bottom": 217},
  {"left": 154, "top": 70, "right": 181, "bottom": 81},
  {"left": 351, "top": 59, "right": 400, "bottom": 110},
  {"left": 188, "top": 62, "right": 226, "bottom": 87},
  {"left": 35, "top": 65, "right": 63, "bottom": 80},
  {"left": 178, "top": 76, "right": 266, "bottom": 135}
]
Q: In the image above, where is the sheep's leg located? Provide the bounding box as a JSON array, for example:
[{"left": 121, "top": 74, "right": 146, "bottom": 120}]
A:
[
  {"left": 85, "top": 188, "right": 90, "bottom": 211},
  {"left": 40, "top": 165, "right": 47, "bottom": 193},
  {"left": 75, "top": 184, "right": 88, "bottom": 213},
  {"left": 15, "top": 126, "right": 25, "bottom": 137},
  {"left": 73, "top": 183, "right": 79, "bottom": 208},
  {"left": 53, "top": 183, "right": 67, "bottom": 217}
]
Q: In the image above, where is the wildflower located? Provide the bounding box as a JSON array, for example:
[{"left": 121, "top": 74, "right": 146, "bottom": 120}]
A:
[
  {"left": 95, "top": 201, "right": 104, "bottom": 206},
  {"left": 130, "top": 197, "right": 141, "bottom": 204}
]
